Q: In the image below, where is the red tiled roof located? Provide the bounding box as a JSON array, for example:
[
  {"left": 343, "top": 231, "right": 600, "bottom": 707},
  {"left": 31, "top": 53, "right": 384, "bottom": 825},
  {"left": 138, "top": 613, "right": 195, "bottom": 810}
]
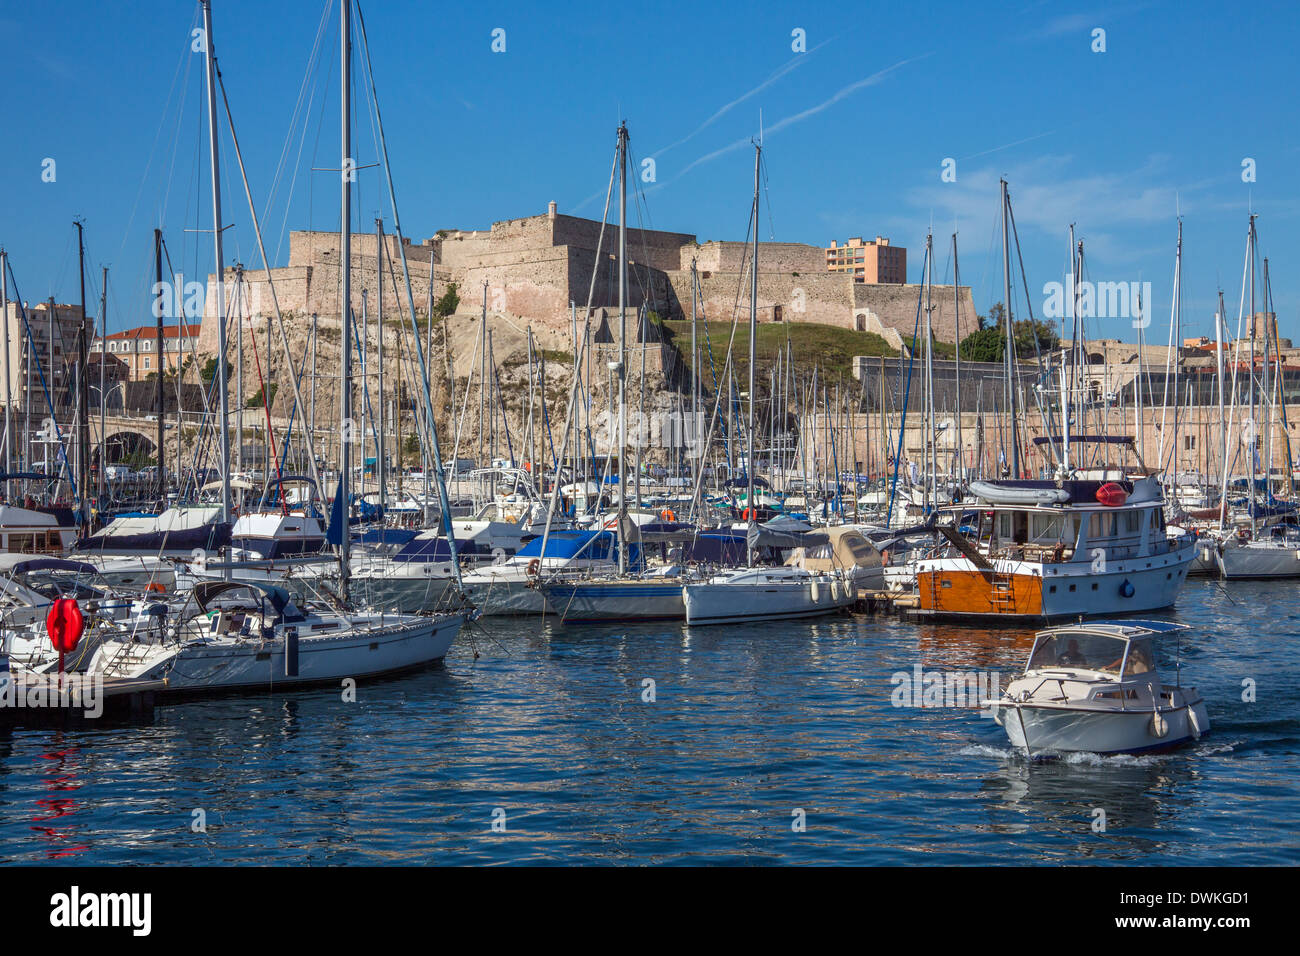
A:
[{"left": 105, "top": 324, "right": 202, "bottom": 340}]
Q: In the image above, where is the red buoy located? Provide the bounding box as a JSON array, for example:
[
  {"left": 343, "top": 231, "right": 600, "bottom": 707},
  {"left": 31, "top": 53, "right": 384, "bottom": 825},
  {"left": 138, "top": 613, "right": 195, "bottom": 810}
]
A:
[
  {"left": 46, "top": 597, "right": 86, "bottom": 674},
  {"left": 1096, "top": 482, "right": 1128, "bottom": 507}
]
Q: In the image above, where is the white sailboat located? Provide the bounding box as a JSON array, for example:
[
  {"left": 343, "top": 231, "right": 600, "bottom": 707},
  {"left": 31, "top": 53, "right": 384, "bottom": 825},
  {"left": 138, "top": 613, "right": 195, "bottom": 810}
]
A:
[
  {"left": 89, "top": 580, "right": 458, "bottom": 690},
  {"left": 680, "top": 141, "right": 858, "bottom": 627}
]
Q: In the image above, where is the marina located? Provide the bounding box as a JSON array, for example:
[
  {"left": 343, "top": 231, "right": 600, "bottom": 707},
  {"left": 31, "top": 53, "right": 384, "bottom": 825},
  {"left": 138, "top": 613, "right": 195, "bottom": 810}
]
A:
[{"left": 0, "top": 1, "right": 1293, "bottom": 914}]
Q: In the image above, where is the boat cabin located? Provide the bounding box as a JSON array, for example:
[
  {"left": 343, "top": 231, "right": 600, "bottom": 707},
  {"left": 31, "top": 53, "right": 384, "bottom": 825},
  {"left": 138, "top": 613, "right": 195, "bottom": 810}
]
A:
[
  {"left": 961, "top": 477, "right": 1174, "bottom": 565},
  {"left": 1026, "top": 626, "right": 1155, "bottom": 679}
]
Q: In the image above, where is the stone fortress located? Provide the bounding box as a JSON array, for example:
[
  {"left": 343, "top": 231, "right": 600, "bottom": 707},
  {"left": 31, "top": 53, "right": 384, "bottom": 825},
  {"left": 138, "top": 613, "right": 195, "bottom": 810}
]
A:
[{"left": 201, "top": 202, "right": 975, "bottom": 356}]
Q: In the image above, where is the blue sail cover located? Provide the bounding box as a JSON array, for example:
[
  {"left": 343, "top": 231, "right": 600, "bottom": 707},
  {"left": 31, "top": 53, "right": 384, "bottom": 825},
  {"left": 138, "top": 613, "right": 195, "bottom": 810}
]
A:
[
  {"left": 325, "top": 479, "right": 347, "bottom": 547},
  {"left": 681, "top": 532, "right": 749, "bottom": 565},
  {"left": 519, "top": 529, "right": 642, "bottom": 568},
  {"left": 391, "top": 535, "right": 502, "bottom": 563}
]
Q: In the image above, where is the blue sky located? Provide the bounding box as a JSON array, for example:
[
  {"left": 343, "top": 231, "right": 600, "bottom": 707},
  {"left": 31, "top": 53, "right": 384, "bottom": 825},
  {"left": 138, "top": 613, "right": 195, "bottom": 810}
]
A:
[{"left": 1, "top": 0, "right": 1296, "bottom": 343}]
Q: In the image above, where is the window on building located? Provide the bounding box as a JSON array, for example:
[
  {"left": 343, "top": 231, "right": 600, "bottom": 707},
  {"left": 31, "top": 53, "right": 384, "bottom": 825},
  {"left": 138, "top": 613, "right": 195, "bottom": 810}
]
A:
[{"left": 144, "top": 357, "right": 150, "bottom": 370}]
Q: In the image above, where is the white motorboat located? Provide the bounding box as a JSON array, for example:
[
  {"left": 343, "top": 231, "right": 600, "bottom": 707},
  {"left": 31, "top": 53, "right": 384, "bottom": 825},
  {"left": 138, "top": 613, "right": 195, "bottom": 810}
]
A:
[
  {"left": 985, "top": 619, "right": 1209, "bottom": 757},
  {"left": 914, "top": 472, "right": 1195, "bottom": 620},
  {"left": 88, "top": 581, "right": 463, "bottom": 692},
  {"left": 0, "top": 500, "right": 77, "bottom": 553}
]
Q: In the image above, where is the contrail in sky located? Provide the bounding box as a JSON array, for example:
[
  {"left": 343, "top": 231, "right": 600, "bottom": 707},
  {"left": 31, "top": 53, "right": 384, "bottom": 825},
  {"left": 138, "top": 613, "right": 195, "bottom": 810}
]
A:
[
  {"left": 653, "top": 38, "right": 836, "bottom": 159},
  {"left": 665, "top": 53, "right": 930, "bottom": 185}
]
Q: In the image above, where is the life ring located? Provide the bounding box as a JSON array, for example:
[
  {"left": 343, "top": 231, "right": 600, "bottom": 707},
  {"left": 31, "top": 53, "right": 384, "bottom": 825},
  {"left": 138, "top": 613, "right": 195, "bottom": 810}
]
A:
[
  {"left": 660, "top": 508, "right": 676, "bottom": 522},
  {"left": 146, "top": 581, "right": 167, "bottom": 594},
  {"left": 741, "top": 507, "right": 755, "bottom": 521},
  {"left": 526, "top": 559, "right": 540, "bottom": 577}
]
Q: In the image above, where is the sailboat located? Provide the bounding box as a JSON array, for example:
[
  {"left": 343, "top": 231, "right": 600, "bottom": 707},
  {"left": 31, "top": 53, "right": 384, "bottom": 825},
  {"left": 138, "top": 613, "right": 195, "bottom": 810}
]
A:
[
  {"left": 681, "top": 140, "right": 855, "bottom": 626},
  {"left": 90, "top": 0, "right": 463, "bottom": 688},
  {"left": 1214, "top": 218, "right": 1300, "bottom": 578}
]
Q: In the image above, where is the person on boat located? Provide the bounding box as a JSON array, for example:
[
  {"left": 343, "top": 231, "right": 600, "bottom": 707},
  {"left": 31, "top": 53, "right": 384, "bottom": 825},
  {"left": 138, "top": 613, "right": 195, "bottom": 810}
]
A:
[
  {"left": 1122, "top": 642, "right": 1153, "bottom": 675},
  {"left": 1058, "top": 639, "right": 1087, "bottom": 667}
]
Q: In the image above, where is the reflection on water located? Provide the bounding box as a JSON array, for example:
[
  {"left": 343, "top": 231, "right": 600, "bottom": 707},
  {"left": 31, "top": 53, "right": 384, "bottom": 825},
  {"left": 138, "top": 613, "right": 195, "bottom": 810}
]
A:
[
  {"left": 30, "top": 740, "right": 89, "bottom": 860},
  {"left": 0, "top": 579, "right": 1295, "bottom": 864}
]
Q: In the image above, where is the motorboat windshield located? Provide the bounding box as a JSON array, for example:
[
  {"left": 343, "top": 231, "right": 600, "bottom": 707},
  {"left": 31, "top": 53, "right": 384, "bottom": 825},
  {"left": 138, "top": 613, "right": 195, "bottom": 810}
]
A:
[{"left": 1026, "top": 629, "right": 1150, "bottom": 677}]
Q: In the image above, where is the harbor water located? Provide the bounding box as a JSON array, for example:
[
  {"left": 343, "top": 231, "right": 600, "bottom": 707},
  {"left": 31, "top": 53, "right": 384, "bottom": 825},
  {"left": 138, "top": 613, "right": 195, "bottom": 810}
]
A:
[{"left": 0, "top": 579, "right": 1295, "bottom": 865}]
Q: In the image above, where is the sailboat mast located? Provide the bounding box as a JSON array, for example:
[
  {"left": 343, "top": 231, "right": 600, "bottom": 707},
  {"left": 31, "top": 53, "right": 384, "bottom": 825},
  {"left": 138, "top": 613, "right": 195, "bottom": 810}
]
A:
[
  {"left": 1000, "top": 179, "right": 1019, "bottom": 477},
  {"left": 747, "top": 140, "right": 759, "bottom": 559},
  {"left": 200, "top": 0, "right": 232, "bottom": 542},
  {"left": 338, "top": 0, "right": 353, "bottom": 599},
  {"left": 1215, "top": 290, "right": 1226, "bottom": 508},
  {"left": 153, "top": 231, "right": 165, "bottom": 499},
  {"left": 75, "top": 220, "right": 89, "bottom": 516},
  {"left": 376, "top": 217, "right": 386, "bottom": 511},
  {"left": 0, "top": 249, "right": 9, "bottom": 491},
  {"left": 923, "top": 233, "right": 935, "bottom": 510},
  {"left": 1248, "top": 214, "right": 1257, "bottom": 531},
  {"left": 951, "top": 233, "right": 963, "bottom": 480},
  {"left": 616, "top": 121, "right": 628, "bottom": 574}
]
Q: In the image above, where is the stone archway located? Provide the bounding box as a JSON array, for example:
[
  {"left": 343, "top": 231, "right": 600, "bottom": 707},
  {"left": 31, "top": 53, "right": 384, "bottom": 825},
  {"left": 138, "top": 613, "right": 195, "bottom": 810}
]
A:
[{"left": 102, "top": 430, "right": 158, "bottom": 469}]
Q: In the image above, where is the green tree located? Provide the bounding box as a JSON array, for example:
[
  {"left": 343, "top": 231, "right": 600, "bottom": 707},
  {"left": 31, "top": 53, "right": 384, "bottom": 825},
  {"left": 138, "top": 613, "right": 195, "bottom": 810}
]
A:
[
  {"left": 958, "top": 312, "right": 1060, "bottom": 362},
  {"left": 247, "top": 382, "right": 279, "bottom": 408},
  {"left": 200, "top": 357, "right": 234, "bottom": 385},
  {"left": 432, "top": 282, "right": 459, "bottom": 321},
  {"left": 959, "top": 326, "right": 1005, "bottom": 362}
]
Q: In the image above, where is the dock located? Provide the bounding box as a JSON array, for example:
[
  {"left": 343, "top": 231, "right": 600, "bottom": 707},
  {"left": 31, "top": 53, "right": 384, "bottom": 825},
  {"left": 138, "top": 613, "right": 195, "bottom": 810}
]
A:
[
  {"left": 855, "top": 588, "right": 917, "bottom": 615},
  {"left": 0, "top": 673, "right": 165, "bottom": 727}
]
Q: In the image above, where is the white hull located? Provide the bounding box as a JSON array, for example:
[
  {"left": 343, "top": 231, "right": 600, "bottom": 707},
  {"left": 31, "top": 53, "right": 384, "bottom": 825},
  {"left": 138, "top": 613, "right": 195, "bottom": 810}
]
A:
[
  {"left": 344, "top": 574, "right": 459, "bottom": 613},
  {"left": 684, "top": 571, "right": 854, "bottom": 625},
  {"left": 92, "top": 613, "right": 462, "bottom": 692},
  {"left": 86, "top": 555, "right": 177, "bottom": 591},
  {"left": 1216, "top": 540, "right": 1300, "bottom": 579},
  {"left": 994, "top": 697, "right": 1209, "bottom": 755}
]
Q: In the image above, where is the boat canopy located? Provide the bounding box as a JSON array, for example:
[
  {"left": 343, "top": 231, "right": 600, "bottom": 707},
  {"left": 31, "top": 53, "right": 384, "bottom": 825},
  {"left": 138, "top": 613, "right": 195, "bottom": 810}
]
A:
[
  {"left": 786, "top": 526, "right": 882, "bottom": 572},
  {"left": 188, "top": 580, "right": 306, "bottom": 622},
  {"left": 1027, "top": 620, "right": 1188, "bottom": 677},
  {"left": 681, "top": 532, "right": 749, "bottom": 565},
  {"left": 635, "top": 521, "right": 699, "bottom": 543},
  {"left": 392, "top": 533, "right": 495, "bottom": 562},
  {"left": 747, "top": 515, "right": 827, "bottom": 551},
  {"left": 0, "top": 555, "right": 99, "bottom": 576},
  {"left": 356, "top": 527, "right": 419, "bottom": 547}
]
